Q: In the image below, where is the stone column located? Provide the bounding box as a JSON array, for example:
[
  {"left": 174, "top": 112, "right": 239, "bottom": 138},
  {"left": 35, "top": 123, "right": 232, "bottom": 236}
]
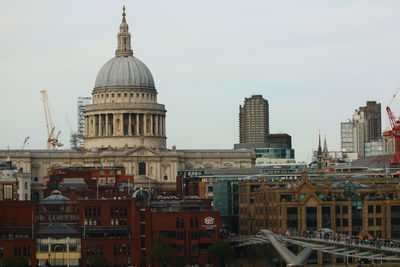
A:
[
  {"left": 128, "top": 113, "right": 132, "bottom": 136},
  {"left": 90, "top": 116, "right": 94, "bottom": 137},
  {"left": 105, "top": 114, "right": 109, "bottom": 136},
  {"left": 144, "top": 114, "right": 147, "bottom": 136},
  {"left": 159, "top": 115, "right": 162, "bottom": 137},
  {"left": 113, "top": 114, "right": 116, "bottom": 136},
  {"left": 155, "top": 114, "right": 159, "bottom": 136},
  {"left": 98, "top": 114, "right": 102, "bottom": 137},
  {"left": 150, "top": 114, "right": 153, "bottom": 135},
  {"left": 162, "top": 115, "right": 166, "bottom": 137},
  {"left": 85, "top": 116, "right": 89, "bottom": 137},
  {"left": 135, "top": 113, "right": 139, "bottom": 135}
]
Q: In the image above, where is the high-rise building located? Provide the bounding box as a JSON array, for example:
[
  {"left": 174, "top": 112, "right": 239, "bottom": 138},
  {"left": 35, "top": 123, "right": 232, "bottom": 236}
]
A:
[
  {"left": 360, "top": 101, "right": 381, "bottom": 142},
  {"left": 340, "top": 121, "right": 355, "bottom": 152},
  {"left": 340, "top": 101, "right": 383, "bottom": 158},
  {"left": 239, "top": 95, "right": 269, "bottom": 144}
]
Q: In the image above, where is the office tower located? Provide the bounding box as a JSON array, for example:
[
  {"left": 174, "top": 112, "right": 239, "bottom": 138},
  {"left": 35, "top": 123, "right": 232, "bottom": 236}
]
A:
[
  {"left": 360, "top": 101, "right": 382, "bottom": 142},
  {"left": 239, "top": 95, "right": 269, "bottom": 144}
]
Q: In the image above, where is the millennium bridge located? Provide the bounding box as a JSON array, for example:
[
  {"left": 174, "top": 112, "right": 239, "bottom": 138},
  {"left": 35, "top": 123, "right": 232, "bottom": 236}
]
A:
[{"left": 231, "top": 229, "right": 400, "bottom": 266}]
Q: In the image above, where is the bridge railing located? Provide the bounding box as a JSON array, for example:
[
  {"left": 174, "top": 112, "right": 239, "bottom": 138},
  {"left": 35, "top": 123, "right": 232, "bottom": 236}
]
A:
[{"left": 284, "top": 231, "right": 400, "bottom": 254}]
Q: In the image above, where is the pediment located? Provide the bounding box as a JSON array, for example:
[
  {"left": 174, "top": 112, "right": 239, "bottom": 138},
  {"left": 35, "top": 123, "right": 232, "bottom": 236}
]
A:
[
  {"left": 296, "top": 181, "right": 314, "bottom": 194},
  {"left": 304, "top": 194, "right": 321, "bottom": 206},
  {"left": 125, "top": 146, "right": 159, "bottom": 156}
]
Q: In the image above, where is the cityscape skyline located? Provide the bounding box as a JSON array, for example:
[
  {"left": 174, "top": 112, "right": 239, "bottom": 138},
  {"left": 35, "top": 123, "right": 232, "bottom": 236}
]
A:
[{"left": 1, "top": 1, "right": 400, "bottom": 162}]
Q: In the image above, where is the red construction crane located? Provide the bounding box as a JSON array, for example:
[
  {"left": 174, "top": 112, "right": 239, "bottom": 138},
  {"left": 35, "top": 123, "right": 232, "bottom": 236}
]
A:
[{"left": 383, "top": 106, "right": 400, "bottom": 165}]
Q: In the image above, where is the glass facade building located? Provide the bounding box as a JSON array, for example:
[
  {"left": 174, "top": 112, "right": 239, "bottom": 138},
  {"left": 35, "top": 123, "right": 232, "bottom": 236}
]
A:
[
  {"left": 212, "top": 181, "right": 239, "bottom": 234},
  {"left": 255, "top": 148, "right": 294, "bottom": 159}
]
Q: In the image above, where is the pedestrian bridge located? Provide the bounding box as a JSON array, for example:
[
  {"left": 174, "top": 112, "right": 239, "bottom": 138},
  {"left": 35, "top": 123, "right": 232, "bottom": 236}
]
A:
[{"left": 232, "top": 229, "right": 400, "bottom": 266}]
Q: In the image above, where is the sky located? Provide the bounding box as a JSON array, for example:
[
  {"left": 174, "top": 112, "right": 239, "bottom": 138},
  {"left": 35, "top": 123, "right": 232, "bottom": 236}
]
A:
[{"left": 1, "top": 0, "right": 400, "bottom": 162}]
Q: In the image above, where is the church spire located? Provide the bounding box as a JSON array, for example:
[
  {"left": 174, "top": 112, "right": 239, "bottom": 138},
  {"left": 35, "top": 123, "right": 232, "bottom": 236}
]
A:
[
  {"left": 317, "top": 132, "right": 322, "bottom": 153},
  {"left": 323, "top": 136, "right": 329, "bottom": 154},
  {"left": 115, "top": 6, "right": 133, "bottom": 57}
]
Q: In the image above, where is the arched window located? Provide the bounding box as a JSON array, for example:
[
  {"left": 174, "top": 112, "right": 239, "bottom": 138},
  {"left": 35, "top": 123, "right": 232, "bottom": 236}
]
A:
[{"left": 138, "top": 162, "right": 146, "bottom": 175}]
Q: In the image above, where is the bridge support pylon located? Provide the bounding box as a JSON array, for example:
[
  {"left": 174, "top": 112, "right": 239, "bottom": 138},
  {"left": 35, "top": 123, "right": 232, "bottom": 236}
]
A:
[{"left": 262, "top": 230, "right": 313, "bottom": 267}]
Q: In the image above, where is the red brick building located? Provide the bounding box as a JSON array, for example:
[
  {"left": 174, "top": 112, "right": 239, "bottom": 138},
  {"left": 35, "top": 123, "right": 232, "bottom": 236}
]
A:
[
  {"left": 0, "top": 190, "right": 221, "bottom": 267},
  {"left": 0, "top": 201, "right": 36, "bottom": 266},
  {"left": 44, "top": 167, "right": 134, "bottom": 199}
]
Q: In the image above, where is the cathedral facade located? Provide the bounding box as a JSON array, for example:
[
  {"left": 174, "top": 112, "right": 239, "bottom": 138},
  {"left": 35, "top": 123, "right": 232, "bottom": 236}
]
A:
[{"left": 0, "top": 8, "right": 254, "bottom": 198}]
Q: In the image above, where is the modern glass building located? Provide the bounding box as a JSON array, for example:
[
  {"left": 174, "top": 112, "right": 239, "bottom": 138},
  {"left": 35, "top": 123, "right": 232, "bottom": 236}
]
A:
[
  {"left": 255, "top": 148, "right": 294, "bottom": 159},
  {"left": 212, "top": 181, "right": 239, "bottom": 234}
]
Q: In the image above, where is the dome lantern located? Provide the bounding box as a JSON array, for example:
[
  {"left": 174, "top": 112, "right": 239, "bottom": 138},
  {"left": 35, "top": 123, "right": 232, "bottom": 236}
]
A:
[{"left": 115, "top": 6, "right": 133, "bottom": 57}]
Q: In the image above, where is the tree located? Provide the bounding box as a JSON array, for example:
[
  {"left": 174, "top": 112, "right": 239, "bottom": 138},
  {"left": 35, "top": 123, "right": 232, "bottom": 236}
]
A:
[
  {"left": 2, "top": 257, "right": 29, "bottom": 267},
  {"left": 89, "top": 255, "right": 108, "bottom": 267},
  {"left": 151, "top": 235, "right": 173, "bottom": 266},
  {"left": 207, "top": 240, "right": 233, "bottom": 266}
]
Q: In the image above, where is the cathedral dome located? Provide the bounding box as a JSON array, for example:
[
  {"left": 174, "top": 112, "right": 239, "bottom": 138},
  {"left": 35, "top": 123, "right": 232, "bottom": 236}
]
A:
[{"left": 94, "top": 56, "right": 155, "bottom": 90}]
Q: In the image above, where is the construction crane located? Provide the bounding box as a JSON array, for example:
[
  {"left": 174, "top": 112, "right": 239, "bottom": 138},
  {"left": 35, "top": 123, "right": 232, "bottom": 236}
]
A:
[
  {"left": 383, "top": 107, "right": 400, "bottom": 165},
  {"left": 384, "top": 88, "right": 400, "bottom": 165},
  {"left": 21, "top": 137, "right": 30, "bottom": 149},
  {"left": 40, "top": 90, "right": 63, "bottom": 150}
]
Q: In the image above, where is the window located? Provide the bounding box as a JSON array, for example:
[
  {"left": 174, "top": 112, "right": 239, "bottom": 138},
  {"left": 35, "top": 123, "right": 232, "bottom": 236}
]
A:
[
  {"left": 118, "top": 93, "right": 121, "bottom": 97},
  {"left": 176, "top": 245, "right": 184, "bottom": 254},
  {"left": 176, "top": 218, "right": 184, "bottom": 229},
  {"left": 4, "top": 185, "right": 13, "bottom": 199},
  {"left": 99, "top": 170, "right": 105, "bottom": 176},
  {"left": 335, "top": 206, "right": 341, "bottom": 214},
  {"left": 108, "top": 178, "right": 115, "bottom": 184},
  {"left": 141, "top": 224, "right": 146, "bottom": 235},
  {"left": 191, "top": 244, "right": 199, "bottom": 254},
  {"left": 342, "top": 219, "right": 348, "bottom": 227},
  {"left": 376, "top": 218, "right": 382, "bottom": 226},
  {"left": 368, "top": 218, "right": 374, "bottom": 226},
  {"left": 376, "top": 205, "right": 382, "bottom": 213},
  {"left": 190, "top": 217, "right": 198, "bottom": 228},
  {"left": 191, "top": 231, "right": 198, "bottom": 240},
  {"left": 368, "top": 205, "right": 374, "bottom": 213},
  {"left": 163, "top": 175, "right": 168, "bottom": 180},
  {"left": 342, "top": 206, "right": 348, "bottom": 214},
  {"left": 176, "top": 231, "right": 184, "bottom": 240},
  {"left": 139, "top": 162, "right": 146, "bottom": 175}
]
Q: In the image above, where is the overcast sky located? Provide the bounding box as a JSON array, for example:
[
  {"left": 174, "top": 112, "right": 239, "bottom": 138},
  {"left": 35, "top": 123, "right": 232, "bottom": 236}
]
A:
[{"left": 1, "top": 0, "right": 400, "bottom": 162}]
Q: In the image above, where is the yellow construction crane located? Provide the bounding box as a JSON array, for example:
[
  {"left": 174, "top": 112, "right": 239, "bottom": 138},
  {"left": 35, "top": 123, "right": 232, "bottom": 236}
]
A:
[{"left": 40, "top": 90, "right": 63, "bottom": 149}]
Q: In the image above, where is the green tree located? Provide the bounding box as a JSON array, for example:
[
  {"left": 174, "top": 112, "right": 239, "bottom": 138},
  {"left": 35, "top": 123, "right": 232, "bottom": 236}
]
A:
[
  {"left": 89, "top": 255, "right": 108, "bottom": 267},
  {"left": 207, "top": 240, "right": 233, "bottom": 266},
  {"left": 2, "top": 257, "right": 29, "bottom": 267},
  {"left": 151, "top": 235, "right": 173, "bottom": 266}
]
